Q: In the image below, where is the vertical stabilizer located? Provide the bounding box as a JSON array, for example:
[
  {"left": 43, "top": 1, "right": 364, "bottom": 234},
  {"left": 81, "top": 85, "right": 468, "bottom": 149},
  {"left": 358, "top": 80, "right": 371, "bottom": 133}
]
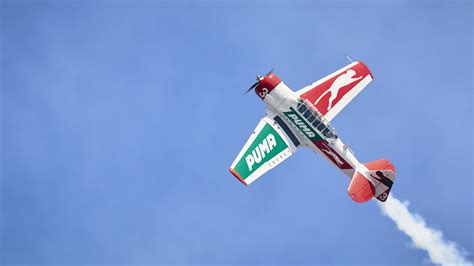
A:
[{"left": 347, "top": 159, "right": 396, "bottom": 203}]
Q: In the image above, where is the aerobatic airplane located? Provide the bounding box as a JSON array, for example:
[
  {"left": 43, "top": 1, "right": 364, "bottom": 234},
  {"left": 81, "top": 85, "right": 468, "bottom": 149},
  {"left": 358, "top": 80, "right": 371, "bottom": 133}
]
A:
[{"left": 229, "top": 61, "right": 396, "bottom": 203}]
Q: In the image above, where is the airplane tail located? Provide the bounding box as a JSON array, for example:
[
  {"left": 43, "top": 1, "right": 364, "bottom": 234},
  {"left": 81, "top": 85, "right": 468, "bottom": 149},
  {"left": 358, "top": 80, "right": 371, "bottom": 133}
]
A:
[{"left": 347, "top": 159, "right": 396, "bottom": 203}]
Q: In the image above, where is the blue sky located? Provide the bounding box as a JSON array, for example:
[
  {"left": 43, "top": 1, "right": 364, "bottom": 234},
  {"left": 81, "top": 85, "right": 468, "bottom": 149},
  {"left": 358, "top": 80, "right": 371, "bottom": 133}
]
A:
[{"left": 1, "top": 1, "right": 472, "bottom": 264}]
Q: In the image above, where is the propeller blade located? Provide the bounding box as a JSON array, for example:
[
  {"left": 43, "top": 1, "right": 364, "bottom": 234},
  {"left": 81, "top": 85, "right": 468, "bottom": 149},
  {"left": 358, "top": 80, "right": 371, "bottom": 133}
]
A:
[
  {"left": 265, "top": 69, "right": 274, "bottom": 76},
  {"left": 246, "top": 81, "right": 260, "bottom": 94},
  {"left": 245, "top": 69, "right": 273, "bottom": 94}
]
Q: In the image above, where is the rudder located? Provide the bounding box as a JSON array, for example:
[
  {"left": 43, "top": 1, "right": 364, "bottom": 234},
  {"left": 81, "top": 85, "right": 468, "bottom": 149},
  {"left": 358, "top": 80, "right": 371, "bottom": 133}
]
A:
[
  {"left": 347, "top": 159, "right": 396, "bottom": 203},
  {"left": 365, "top": 159, "right": 396, "bottom": 202}
]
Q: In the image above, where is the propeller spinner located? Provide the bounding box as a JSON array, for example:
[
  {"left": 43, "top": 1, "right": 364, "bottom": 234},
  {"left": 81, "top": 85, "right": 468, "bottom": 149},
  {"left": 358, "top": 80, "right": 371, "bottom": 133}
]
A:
[{"left": 245, "top": 69, "right": 274, "bottom": 94}]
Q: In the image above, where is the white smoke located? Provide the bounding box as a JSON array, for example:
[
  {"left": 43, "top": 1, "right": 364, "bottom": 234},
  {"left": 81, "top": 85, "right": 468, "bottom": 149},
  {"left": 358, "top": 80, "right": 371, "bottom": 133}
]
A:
[{"left": 377, "top": 195, "right": 472, "bottom": 266}]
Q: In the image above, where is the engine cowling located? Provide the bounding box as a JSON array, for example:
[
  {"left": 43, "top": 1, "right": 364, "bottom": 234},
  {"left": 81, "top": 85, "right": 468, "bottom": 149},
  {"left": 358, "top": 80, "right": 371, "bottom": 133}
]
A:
[{"left": 255, "top": 73, "right": 281, "bottom": 99}]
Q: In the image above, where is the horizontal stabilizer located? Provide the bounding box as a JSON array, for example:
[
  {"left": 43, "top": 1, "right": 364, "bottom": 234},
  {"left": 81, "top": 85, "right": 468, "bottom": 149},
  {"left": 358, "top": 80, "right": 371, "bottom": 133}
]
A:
[{"left": 347, "top": 159, "right": 396, "bottom": 203}]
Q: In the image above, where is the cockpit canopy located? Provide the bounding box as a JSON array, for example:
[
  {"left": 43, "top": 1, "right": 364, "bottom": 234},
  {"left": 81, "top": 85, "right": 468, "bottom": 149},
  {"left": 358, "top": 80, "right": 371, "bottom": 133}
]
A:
[{"left": 296, "top": 99, "right": 338, "bottom": 139}]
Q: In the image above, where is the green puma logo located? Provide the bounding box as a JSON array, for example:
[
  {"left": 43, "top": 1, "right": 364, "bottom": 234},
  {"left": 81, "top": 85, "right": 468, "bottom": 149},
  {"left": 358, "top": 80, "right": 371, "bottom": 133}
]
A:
[
  {"left": 234, "top": 123, "right": 288, "bottom": 179},
  {"left": 245, "top": 134, "right": 277, "bottom": 171}
]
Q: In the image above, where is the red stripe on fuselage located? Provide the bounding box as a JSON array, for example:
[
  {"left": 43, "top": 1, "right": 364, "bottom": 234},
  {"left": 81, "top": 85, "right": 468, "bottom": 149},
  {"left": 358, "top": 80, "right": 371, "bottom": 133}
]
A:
[{"left": 313, "top": 140, "right": 352, "bottom": 170}]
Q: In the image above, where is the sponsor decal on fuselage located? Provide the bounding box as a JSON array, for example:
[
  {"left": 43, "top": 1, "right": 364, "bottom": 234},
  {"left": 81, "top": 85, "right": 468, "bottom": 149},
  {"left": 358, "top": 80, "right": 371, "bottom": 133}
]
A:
[
  {"left": 314, "top": 141, "right": 352, "bottom": 170},
  {"left": 283, "top": 107, "right": 322, "bottom": 142}
]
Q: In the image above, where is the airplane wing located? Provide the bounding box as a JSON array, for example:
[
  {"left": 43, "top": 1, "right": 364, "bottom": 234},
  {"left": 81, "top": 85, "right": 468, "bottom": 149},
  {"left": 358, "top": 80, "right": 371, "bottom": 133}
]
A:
[
  {"left": 296, "top": 61, "right": 373, "bottom": 121},
  {"left": 229, "top": 114, "right": 301, "bottom": 186}
]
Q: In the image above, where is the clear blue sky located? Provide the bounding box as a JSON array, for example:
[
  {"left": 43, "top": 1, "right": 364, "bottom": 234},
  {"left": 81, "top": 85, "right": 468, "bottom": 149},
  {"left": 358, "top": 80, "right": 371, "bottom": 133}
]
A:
[{"left": 1, "top": 1, "right": 472, "bottom": 264}]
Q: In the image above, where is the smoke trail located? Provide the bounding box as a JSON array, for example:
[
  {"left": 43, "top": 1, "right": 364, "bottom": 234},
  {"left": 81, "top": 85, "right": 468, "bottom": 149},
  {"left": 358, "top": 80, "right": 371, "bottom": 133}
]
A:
[{"left": 377, "top": 195, "right": 472, "bottom": 266}]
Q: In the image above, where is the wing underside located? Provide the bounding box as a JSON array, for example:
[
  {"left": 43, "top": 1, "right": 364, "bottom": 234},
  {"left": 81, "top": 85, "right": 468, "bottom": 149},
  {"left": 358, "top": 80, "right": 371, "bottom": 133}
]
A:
[
  {"left": 297, "top": 61, "right": 373, "bottom": 121},
  {"left": 229, "top": 115, "right": 300, "bottom": 186}
]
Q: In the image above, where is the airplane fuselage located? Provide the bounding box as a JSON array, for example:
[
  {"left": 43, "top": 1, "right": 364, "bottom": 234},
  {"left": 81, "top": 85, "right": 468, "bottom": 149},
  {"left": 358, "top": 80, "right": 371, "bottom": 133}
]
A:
[
  {"left": 231, "top": 62, "right": 396, "bottom": 203},
  {"left": 259, "top": 77, "right": 374, "bottom": 183}
]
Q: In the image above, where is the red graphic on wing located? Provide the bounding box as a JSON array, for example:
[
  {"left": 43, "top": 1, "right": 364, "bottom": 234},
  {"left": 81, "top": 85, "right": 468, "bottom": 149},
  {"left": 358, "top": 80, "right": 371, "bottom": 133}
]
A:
[
  {"left": 314, "top": 141, "right": 352, "bottom": 170},
  {"left": 299, "top": 61, "right": 372, "bottom": 117}
]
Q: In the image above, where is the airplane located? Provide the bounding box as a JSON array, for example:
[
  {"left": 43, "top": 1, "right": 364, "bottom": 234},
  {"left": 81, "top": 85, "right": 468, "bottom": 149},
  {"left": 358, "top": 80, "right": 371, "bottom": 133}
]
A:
[{"left": 229, "top": 61, "right": 396, "bottom": 203}]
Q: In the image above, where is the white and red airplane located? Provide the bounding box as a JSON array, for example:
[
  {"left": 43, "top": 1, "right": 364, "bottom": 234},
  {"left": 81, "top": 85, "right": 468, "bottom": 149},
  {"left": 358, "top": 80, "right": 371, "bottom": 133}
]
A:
[{"left": 229, "top": 61, "right": 396, "bottom": 203}]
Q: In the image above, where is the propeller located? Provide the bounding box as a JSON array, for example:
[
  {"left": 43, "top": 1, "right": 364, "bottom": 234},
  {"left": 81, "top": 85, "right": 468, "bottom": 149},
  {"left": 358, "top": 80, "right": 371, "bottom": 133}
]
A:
[{"left": 245, "top": 69, "right": 274, "bottom": 94}]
